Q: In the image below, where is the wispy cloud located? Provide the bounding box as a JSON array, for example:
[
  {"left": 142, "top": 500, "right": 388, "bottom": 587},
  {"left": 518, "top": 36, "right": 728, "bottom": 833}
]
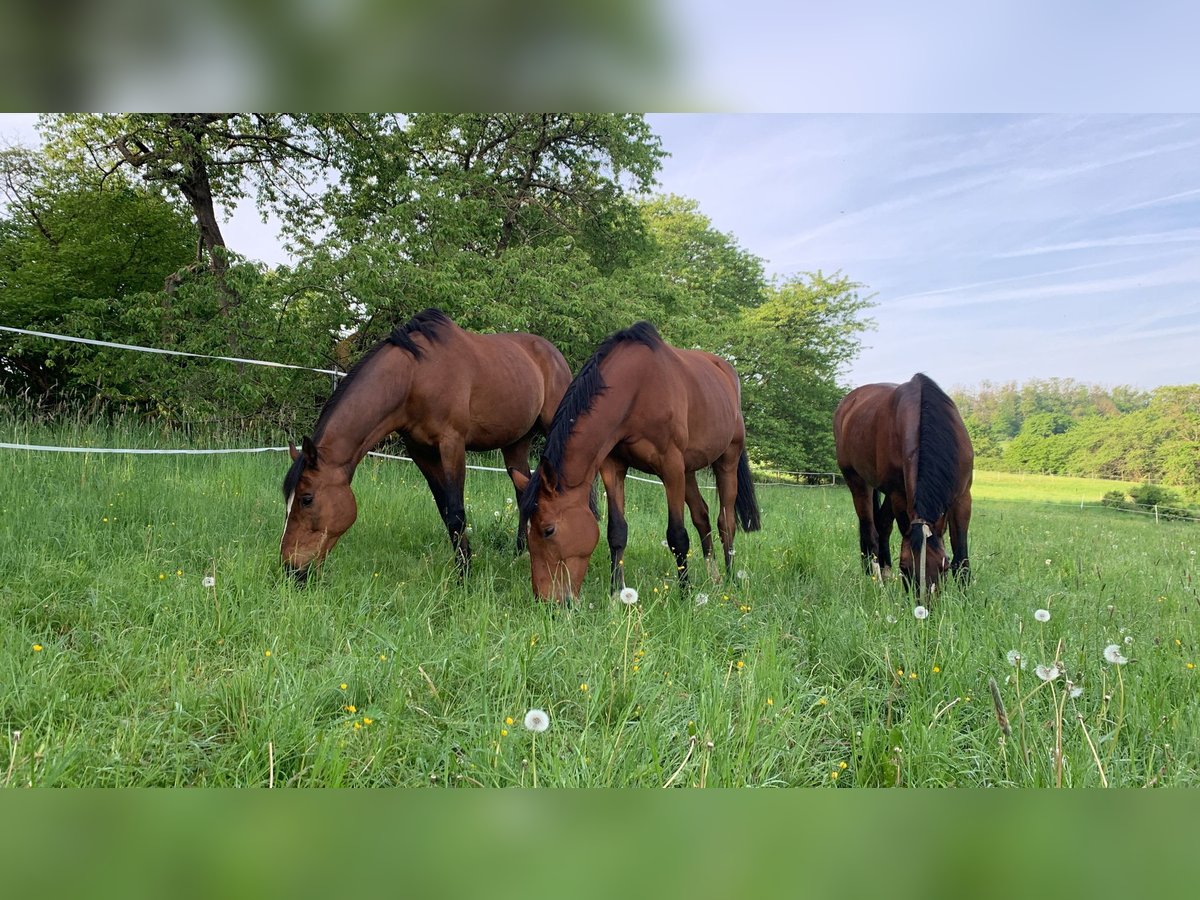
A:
[{"left": 994, "top": 229, "right": 1200, "bottom": 259}]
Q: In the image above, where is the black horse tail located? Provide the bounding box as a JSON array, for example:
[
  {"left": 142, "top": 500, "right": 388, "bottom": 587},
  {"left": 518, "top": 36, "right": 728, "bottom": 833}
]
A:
[{"left": 735, "top": 450, "right": 762, "bottom": 532}]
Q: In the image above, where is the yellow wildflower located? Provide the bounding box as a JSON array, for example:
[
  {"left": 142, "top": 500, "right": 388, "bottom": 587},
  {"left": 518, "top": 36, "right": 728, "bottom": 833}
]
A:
[
  {"left": 580, "top": 683, "right": 589, "bottom": 692},
  {"left": 363, "top": 717, "right": 373, "bottom": 725},
  {"left": 736, "top": 660, "right": 745, "bottom": 670},
  {"left": 767, "top": 697, "right": 774, "bottom": 706},
  {"left": 817, "top": 697, "right": 827, "bottom": 706},
  {"left": 505, "top": 717, "right": 514, "bottom": 726},
  {"left": 353, "top": 721, "right": 362, "bottom": 730},
  {"left": 340, "top": 683, "right": 348, "bottom": 691},
  {"left": 33, "top": 644, "right": 43, "bottom": 652},
  {"left": 1188, "top": 663, "right": 1195, "bottom": 670},
  {"left": 379, "top": 654, "right": 388, "bottom": 661},
  {"left": 839, "top": 761, "right": 848, "bottom": 770},
  {"left": 932, "top": 666, "right": 941, "bottom": 673},
  {"left": 263, "top": 650, "right": 272, "bottom": 657},
  {"left": 345, "top": 705, "right": 357, "bottom": 713},
  {"left": 500, "top": 729, "right": 508, "bottom": 737},
  {"left": 830, "top": 770, "right": 839, "bottom": 780}
]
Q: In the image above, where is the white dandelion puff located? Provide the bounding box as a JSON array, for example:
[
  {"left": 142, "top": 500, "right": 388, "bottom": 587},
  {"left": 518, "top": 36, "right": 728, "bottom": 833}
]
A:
[
  {"left": 913, "top": 605, "right": 929, "bottom": 620},
  {"left": 494, "top": 510, "right": 502, "bottom": 518},
  {"left": 1068, "top": 683, "right": 1083, "bottom": 699},
  {"left": 619, "top": 587, "right": 639, "bottom": 605},
  {"left": 1103, "top": 644, "right": 1129, "bottom": 665},
  {"left": 1006, "top": 650, "right": 1027, "bottom": 669},
  {"left": 1034, "top": 608, "right": 1051, "bottom": 622},
  {"left": 505, "top": 497, "right": 513, "bottom": 505},
  {"left": 1045, "top": 559, "right": 1052, "bottom": 566},
  {"left": 202, "top": 576, "right": 216, "bottom": 588},
  {"left": 1035, "top": 663, "right": 1061, "bottom": 682},
  {"left": 885, "top": 615, "right": 898, "bottom": 624},
  {"left": 523, "top": 708, "right": 550, "bottom": 733},
  {"left": 736, "top": 569, "right": 748, "bottom": 581},
  {"left": 694, "top": 593, "right": 710, "bottom": 607},
  {"left": 1124, "top": 635, "right": 1134, "bottom": 646}
]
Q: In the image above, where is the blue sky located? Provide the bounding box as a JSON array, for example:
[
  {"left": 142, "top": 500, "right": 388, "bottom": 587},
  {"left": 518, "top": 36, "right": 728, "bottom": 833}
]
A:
[
  {"left": 646, "top": 114, "right": 1200, "bottom": 390},
  {"left": 4, "top": 112, "right": 1198, "bottom": 390}
]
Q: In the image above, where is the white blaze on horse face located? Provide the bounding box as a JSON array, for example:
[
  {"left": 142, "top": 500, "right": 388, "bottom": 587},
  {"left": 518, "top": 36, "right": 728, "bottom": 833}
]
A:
[{"left": 282, "top": 491, "right": 295, "bottom": 554}]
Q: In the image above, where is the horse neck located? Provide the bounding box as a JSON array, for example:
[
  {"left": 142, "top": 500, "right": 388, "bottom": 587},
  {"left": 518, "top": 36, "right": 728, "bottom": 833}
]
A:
[
  {"left": 556, "top": 382, "right": 631, "bottom": 490},
  {"left": 316, "top": 346, "right": 418, "bottom": 474}
]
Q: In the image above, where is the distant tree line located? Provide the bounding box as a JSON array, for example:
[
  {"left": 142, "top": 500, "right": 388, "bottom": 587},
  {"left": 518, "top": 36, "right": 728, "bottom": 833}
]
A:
[
  {"left": 0, "top": 114, "right": 874, "bottom": 472},
  {"left": 954, "top": 379, "right": 1200, "bottom": 497}
]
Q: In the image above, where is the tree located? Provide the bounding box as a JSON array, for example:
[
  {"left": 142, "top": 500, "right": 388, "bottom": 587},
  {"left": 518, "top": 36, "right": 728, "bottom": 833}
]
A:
[
  {"left": 734, "top": 272, "right": 875, "bottom": 471},
  {"left": 0, "top": 147, "right": 197, "bottom": 399}
]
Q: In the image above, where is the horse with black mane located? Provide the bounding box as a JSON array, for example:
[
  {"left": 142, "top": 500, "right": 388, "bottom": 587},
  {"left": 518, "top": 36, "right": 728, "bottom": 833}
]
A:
[
  {"left": 513, "top": 321, "right": 761, "bottom": 603},
  {"left": 281, "top": 308, "right": 571, "bottom": 580},
  {"left": 833, "top": 372, "right": 973, "bottom": 595}
]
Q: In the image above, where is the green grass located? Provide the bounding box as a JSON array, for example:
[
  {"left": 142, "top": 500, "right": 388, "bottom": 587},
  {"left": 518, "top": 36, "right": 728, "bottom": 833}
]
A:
[
  {"left": 972, "top": 469, "right": 1141, "bottom": 504},
  {"left": 2, "top": 418, "right": 1198, "bottom": 786}
]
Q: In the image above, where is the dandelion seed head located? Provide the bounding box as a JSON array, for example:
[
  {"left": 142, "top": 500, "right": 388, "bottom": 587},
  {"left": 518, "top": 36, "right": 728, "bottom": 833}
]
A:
[
  {"left": 736, "top": 569, "right": 748, "bottom": 581},
  {"left": 202, "top": 576, "right": 216, "bottom": 588},
  {"left": 1006, "top": 650, "right": 1027, "bottom": 669},
  {"left": 1034, "top": 608, "right": 1050, "bottom": 622},
  {"left": 695, "top": 593, "right": 709, "bottom": 607},
  {"left": 1103, "top": 644, "right": 1129, "bottom": 665},
  {"left": 1124, "top": 636, "right": 1134, "bottom": 645},
  {"left": 1035, "top": 663, "right": 1061, "bottom": 682},
  {"left": 619, "top": 587, "right": 639, "bottom": 605},
  {"left": 523, "top": 708, "right": 550, "bottom": 733},
  {"left": 913, "top": 605, "right": 929, "bottom": 620}
]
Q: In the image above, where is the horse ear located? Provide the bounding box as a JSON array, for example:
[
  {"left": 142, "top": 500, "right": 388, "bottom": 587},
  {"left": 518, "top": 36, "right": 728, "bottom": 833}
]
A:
[
  {"left": 301, "top": 436, "right": 319, "bottom": 468},
  {"left": 508, "top": 468, "right": 530, "bottom": 494},
  {"left": 288, "top": 441, "right": 299, "bottom": 461}
]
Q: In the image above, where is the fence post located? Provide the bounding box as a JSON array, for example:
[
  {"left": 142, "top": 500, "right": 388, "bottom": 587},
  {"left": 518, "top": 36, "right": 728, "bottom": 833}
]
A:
[{"left": 1154, "top": 504, "right": 1159, "bottom": 523}]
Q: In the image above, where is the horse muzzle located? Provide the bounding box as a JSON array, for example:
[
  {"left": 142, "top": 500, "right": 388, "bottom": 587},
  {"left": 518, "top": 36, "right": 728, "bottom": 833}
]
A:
[{"left": 284, "top": 562, "right": 312, "bottom": 585}]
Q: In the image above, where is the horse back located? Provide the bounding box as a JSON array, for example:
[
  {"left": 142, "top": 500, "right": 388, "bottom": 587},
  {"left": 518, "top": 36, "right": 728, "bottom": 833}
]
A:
[
  {"left": 620, "top": 343, "right": 745, "bottom": 465},
  {"left": 405, "top": 325, "right": 566, "bottom": 449},
  {"left": 834, "top": 382, "right": 906, "bottom": 492}
]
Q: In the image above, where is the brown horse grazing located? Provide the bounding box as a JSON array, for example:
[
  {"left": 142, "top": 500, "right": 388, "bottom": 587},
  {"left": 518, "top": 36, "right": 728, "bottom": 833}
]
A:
[
  {"left": 281, "top": 309, "right": 571, "bottom": 581},
  {"left": 833, "top": 372, "right": 974, "bottom": 595},
  {"left": 512, "top": 322, "right": 761, "bottom": 603}
]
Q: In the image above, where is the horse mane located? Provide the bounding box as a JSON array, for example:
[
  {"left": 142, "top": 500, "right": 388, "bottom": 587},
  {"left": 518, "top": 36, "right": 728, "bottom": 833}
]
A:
[
  {"left": 519, "top": 321, "right": 662, "bottom": 517},
  {"left": 913, "top": 372, "right": 961, "bottom": 523},
  {"left": 284, "top": 308, "right": 452, "bottom": 498}
]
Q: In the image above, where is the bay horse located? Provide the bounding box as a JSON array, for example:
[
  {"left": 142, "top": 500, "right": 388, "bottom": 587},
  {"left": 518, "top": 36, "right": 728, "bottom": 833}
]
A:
[
  {"left": 832, "top": 372, "right": 973, "bottom": 595},
  {"left": 281, "top": 308, "right": 571, "bottom": 581},
  {"left": 512, "top": 321, "right": 761, "bottom": 603}
]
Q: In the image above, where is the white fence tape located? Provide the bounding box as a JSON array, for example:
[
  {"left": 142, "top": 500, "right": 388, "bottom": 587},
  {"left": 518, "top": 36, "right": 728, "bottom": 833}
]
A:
[
  {"left": 1, "top": 324, "right": 851, "bottom": 486},
  {"left": 0, "top": 324, "right": 343, "bottom": 377}
]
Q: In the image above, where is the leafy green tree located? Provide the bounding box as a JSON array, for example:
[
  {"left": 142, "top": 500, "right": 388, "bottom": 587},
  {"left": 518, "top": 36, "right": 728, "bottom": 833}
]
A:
[
  {"left": 0, "top": 147, "right": 197, "bottom": 399},
  {"left": 734, "top": 272, "right": 875, "bottom": 471}
]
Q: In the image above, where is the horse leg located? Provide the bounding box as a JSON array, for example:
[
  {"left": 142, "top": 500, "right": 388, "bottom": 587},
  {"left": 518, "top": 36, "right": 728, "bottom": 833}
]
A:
[
  {"left": 501, "top": 436, "right": 534, "bottom": 554},
  {"left": 949, "top": 493, "right": 972, "bottom": 583},
  {"left": 841, "top": 470, "right": 880, "bottom": 578},
  {"left": 874, "top": 490, "right": 895, "bottom": 580},
  {"left": 661, "top": 462, "right": 691, "bottom": 591},
  {"left": 415, "top": 441, "right": 470, "bottom": 573},
  {"left": 713, "top": 451, "right": 739, "bottom": 576},
  {"left": 685, "top": 471, "right": 717, "bottom": 579},
  {"left": 600, "top": 459, "right": 629, "bottom": 594}
]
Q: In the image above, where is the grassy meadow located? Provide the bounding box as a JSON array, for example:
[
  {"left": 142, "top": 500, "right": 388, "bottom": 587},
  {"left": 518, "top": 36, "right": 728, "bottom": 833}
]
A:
[{"left": 2, "top": 418, "right": 1198, "bottom": 787}]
